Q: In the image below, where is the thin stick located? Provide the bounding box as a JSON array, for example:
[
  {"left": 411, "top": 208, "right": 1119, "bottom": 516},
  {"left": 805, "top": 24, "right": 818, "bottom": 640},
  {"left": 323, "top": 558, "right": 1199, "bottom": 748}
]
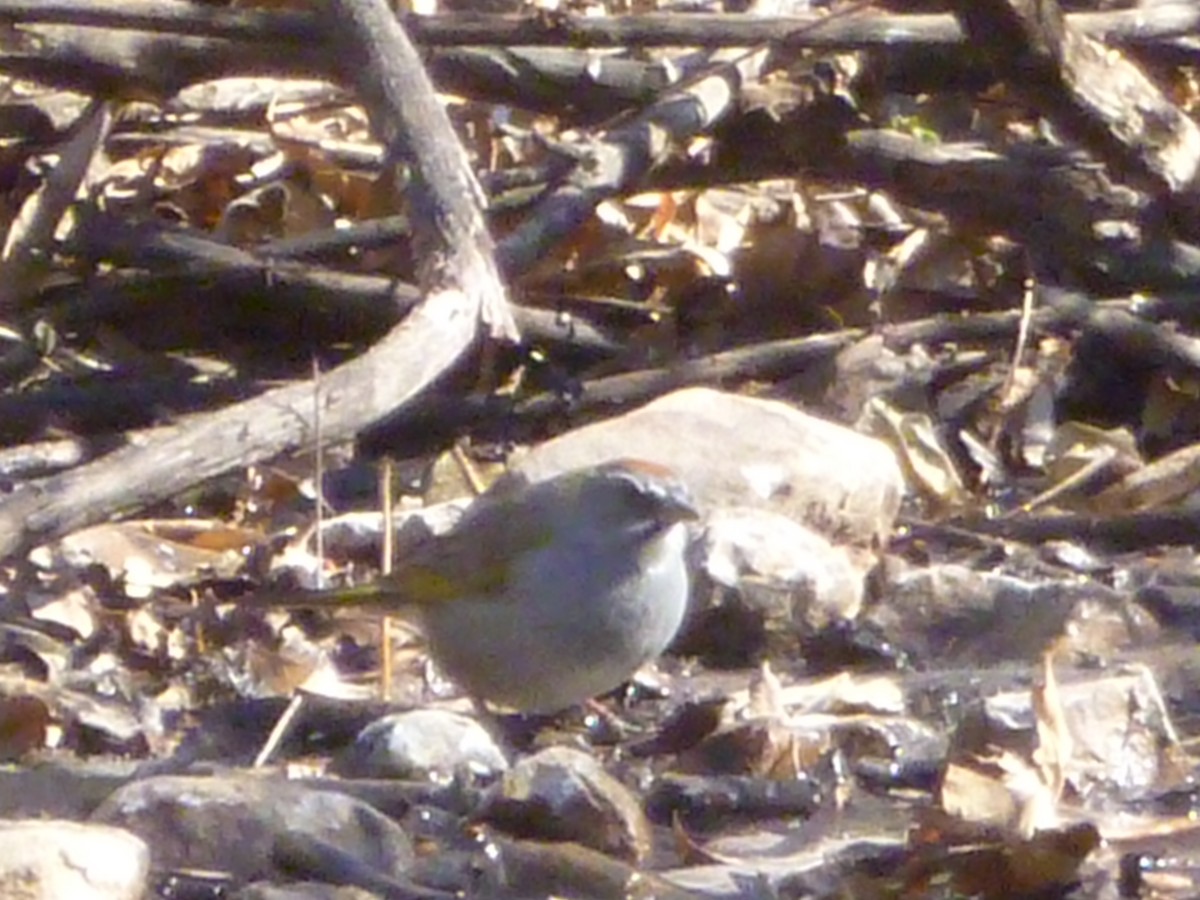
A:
[
  {"left": 254, "top": 692, "right": 305, "bottom": 768},
  {"left": 380, "top": 457, "right": 394, "bottom": 701},
  {"left": 451, "top": 442, "right": 486, "bottom": 496},
  {"left": 313, "top": 356, "right": 325, "bottom": 589}
]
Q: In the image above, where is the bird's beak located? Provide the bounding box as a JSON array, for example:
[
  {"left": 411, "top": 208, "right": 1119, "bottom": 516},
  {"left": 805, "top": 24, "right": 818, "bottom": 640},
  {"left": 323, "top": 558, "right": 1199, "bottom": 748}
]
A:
[{"left": 659, "top": 488, "right": 701, "bottom": 526}]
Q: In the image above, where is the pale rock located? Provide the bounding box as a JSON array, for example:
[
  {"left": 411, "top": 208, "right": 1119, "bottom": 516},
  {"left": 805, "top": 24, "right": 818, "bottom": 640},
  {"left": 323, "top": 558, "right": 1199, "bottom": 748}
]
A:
[
  {"left": 0, "top": 820, "right": 149, "bottom": 900},
  {"left": 513, "top": 387, "right": 903, "bottom": 548}
]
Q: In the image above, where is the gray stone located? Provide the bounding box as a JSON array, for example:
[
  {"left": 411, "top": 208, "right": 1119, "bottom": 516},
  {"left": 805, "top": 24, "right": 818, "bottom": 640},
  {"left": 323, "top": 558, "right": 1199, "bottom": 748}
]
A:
[
  {"left": 92, "top": 774, "right": 413, "bottom": 883},
  {"left": 336, "top": 709, "right": 507, "bottom": 782},
  {"left": 479, "top": 746, "right": 652, "bottom": 862}
]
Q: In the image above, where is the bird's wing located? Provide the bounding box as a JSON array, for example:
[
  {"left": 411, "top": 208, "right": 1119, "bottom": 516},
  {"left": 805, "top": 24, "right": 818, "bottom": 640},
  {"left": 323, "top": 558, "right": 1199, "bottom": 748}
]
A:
[
  {"left": 386, "top": 489, "right": 554, "bottom": 605},
  {"left": 250, "top": 476, "right": 557, "bottom": 612}
]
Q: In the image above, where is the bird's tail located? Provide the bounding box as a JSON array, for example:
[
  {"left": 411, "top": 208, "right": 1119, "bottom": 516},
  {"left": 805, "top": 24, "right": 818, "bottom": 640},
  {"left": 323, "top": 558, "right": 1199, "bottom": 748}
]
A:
[{"left": 243, "top": 581, "right": 408, "bottom": 614}]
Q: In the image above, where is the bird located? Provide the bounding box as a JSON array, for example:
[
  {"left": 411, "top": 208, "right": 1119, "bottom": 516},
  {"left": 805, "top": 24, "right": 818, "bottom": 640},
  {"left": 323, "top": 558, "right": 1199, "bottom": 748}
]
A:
[{"left": 256, "top": 458, "right": 700, "bottom": 713}]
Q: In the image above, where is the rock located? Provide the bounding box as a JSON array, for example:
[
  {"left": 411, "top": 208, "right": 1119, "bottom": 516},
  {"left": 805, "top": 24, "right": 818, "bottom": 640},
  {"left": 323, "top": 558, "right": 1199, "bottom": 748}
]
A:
[
  {"left": 872, "top": 561, "right": 1161, "bottom": 666},
  {"left": 478, "top": 746, "right": 653, "bottom": 862},
  {"left": 335, "top": 709, "right": 507, "bottom": 782},
  {"left": 475, "top": 837, "right": 698, "bottom": 900},
  {"left": 699, "top": 507, "right": 868, "bottom": 630},
  {"left": 0, "top": 757, "right": 138, "bottom": 819},
  {"left": 512, "top": 387, "right": 903, "bottom": 548},
  {"left": 92, "top": 775, "right": 413, "bottom": 883},
  {"left": 0, "top": 819, "right": 149, "bottom": 900}
]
